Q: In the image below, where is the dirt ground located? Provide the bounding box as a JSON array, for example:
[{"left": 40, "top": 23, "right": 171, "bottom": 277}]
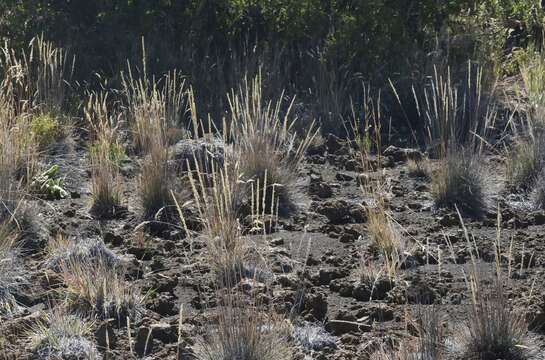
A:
[{"left": 3, "top": 133, "right": 545, "bottom": 360}]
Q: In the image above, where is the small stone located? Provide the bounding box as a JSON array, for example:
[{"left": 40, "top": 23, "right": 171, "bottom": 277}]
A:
[
  {"left": 95, "top": 320, "right": 117, "bottom": 350},
  {"left": 104, "top": 232, "right": 123, "bottom": 247},
  {"left": 335, "top": 172, "right": 354, "bottom": 182},
  {"left": 326, "top": 320, "right": 370, "bottom": 335}
]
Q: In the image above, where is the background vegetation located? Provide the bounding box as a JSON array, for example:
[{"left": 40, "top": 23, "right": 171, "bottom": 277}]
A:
[{"left": 1, "top": 0, "right": 544, "bottom": 136}]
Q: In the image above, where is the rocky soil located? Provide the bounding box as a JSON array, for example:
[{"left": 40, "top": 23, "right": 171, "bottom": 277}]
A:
[{"left": 2, "top": 134, "right": 545, "bottom": 359}]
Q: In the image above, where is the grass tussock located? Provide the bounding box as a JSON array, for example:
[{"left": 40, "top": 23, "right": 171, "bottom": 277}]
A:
[
  {"left": 141, "top": 145, "right": 172, "bottom": 222},
  {"left": 447, "top": 211, "right": 532, "bottom": 360},
  {"left": 178, "top": 152, "right": 246, "bottom": 287},
  {"left": 432, "top": 150, "right": 486, "bottom": 218},
  {"left": 366, "top": 202, "right": 404, "bottom": 280},
  {"left": 228, "top": 75, "right": 317, "bottom": 215},
  {"left": 520, "top": 49, "right": 545, "bottom": 129},
  {"left": 412, "top": 62, "right": 496, "bottom": 157},
  {"left": 30, "top": 310, "right": 100, "bottom": 360},
  {"left": 407, "top": 158, "right": 431, "bottom": 179},
  {"left": 85, "top": 91, "right": 123, "bottom": 218},
  {"left": 122, "top": 54, "right": 185, "bottom": 153},
  {"left": 0, "top": 222, "right": 23, "bottom": 315},
  {"left": 194, "top": 293, "right": 291, "bottom": 360},
  {"left": 121, "top": 59, "right": 177, "bottom": 222},
  {"left": 460, "top": 278, "right": 528, "bottom": 360},
  {"left": 59, "top": 257, "right": 144, "bottom": 322},
  {"left": 506, "top": 135, "right": 544, "bottom": 191}
]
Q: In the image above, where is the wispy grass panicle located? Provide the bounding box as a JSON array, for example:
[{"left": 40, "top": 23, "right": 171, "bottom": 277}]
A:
[
  {"left": 85, "top": 91, "right": 123, "bottom": 217},
  {"left": 412, "top": 61, "right": 496, "bottom": 157},
  {"left": 228, "top": 74, "right": 317, "bottom": 215}
]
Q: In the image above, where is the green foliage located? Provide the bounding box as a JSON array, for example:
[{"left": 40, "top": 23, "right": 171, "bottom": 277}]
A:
[
  {"left": 30, "top": 113, "right": 64, "bottom": 148},
  {"left": 31, "top": 165, "right": 68, "bottom": 200},
  {"left": 89, "top": 142, "right": 126, "bottom": 166},
  {"left": 2, "top": 0, "right": 543, "bottom": 134}
]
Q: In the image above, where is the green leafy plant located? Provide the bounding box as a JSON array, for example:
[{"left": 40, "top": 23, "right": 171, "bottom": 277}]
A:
[
  {"left": 31, "top": 165, "right": 68, "bottom": 199},
  {"left": 89, "top": 142, "right": 126, "bottom": 166},
  {"left": 30, "top": 113, "right": 65, "bottom": 148}
]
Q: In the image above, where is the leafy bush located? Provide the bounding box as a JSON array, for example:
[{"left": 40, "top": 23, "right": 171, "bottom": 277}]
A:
[
  {"left": 30, "top": 114, "right": 65, "bottom": 148},
  {"left": 31, "top": 165, "right": 68, "bottom": 200}
]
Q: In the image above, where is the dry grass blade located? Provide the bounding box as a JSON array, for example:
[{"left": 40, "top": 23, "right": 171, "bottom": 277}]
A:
[
  {"left": 412, "top": 62, "right": 496, "bottom": 157},
  {"left": 176, "top": 149, "right": 246, "bottom": 287},
  {"left": 121, "top": 43, "right": 186, "bottom": 153},
  {"left": 85, "top": 91, "right": 123, "bottom": 217},
  {"left": 59, "top": 256, "right": 144, "bottom": 322},
  {"left": 452, "top": 208, "right": 531, "bottom": 360},
  {"left": 194, "top": 291, "right": 291, "bottom": 360},
  {"left": 432, "top": 149, "right": 486, "bottom": 218},
  {"left": 29, "top": 310, "right": 100, "bottom": 360}
]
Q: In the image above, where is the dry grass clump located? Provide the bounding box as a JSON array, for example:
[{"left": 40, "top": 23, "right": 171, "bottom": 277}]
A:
[
  {"left": 460, "top": 278, "right": 528, "bottom": 360},
  {"left": 366, "top": 202, "right": 404, "bottom": 280},
  {"left": 121, "top": 58, "right": 185, "bottom": 153},
  {"left": 122, "top": 61, "right": 178, "bottom": 223},
  {"left": 1, "top": 35, "right": 73, "bottom": 115},
  {"left": 448, "top": 212, "right": 532, "bottom": 360},
  {"left": 0, "top": 222, "right": 24, "bottom": 315},
  {"left": 412, "top": 62, "right": 496, "bottom": 157},
  {"left": 29, "top": 310, "right": 100, "bottom": 360},
  {"left": 228, "top": 75, "right": 317, "bottom": 215},
  {"left": 45, "top": 235, "right": 119, "bottom": 272},
  {"left": 432, "top": 149, "right": 486, "bottom": 218},
  {"left": 411, "top": 306, "right": 445, "bottom": 359},
  {"left": 194, "top": 293, "right": 291, "bottom": 360},
  {"left": 506, "top": 135, "right": 544, "bottom": 191},
  {"left": 85, "top": 91, "right": 123, "bottom": 218},
  {"left": 140, "top": 144, "right": 172, "bottom": 222},
  {"left": 532, "top": 170, "right": 545, "bottom": 209},
  {"left": 59, "top": 257, "right": 144, "bottom": 322},
  {"left": 367, "top": 205, "right": 402, "bottom": 258},
  {"left": 407, "top": 158, "right": 431, "bottom": 179},
  {"left": 370, "top": 307, "right": 445, "bottom": 360},
  {"left": 520, "top": 49, "right": 545, "bottom": 128},
  {"left": 1, "top": 36, "right": 73, "bottom": 152},
  {"left": 178, "top": 152, "right": 246, "bottom": 287}
]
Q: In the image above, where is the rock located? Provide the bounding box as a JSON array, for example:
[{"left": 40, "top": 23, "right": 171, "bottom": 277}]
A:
[
  {"left": 172, "top": 137, "right": 225, "bottom": 171},
  {"left": 532, "top": 211, "right": 545, "bottom": 225},
  {"left": 150, "top": 274, "right": 178, "bottom": 293},
  {"left": 358, "top": 304, "right": 394, "bottom": 321},
  {"left": 306, "top": 292, "right": 328, "bottom": 320},
  {"left": 438, "top": 213, "right": 459, "bottom": 227},
  {"left": 315, "top": 200, "right": 366, "bottom": 225},
  {"left": 406, "top": 281, "right": 438, "bottom": 304},
  {"left": 384, "top": 145, "right": 423, "bottom": 162},
  {"left": 309, "top": 181, "right": 333, "bottom": 199},
  {"left": 104, "top": 231, "right": 124, "bottom": 247},
  {"left": 344, "top": 159, "right": 362, "bottom": 171},
  {"left": 149, "top": 293, "right": 178, "bottom": 316},
  {"left": 95, "top": 320, "right": 117, "bottom": 350},
  {"left": 352, "top": 284, "right": 372, "bottom": 301},
  {"left": 135, "top": 322, "right": 178, "bottom": 356},
  {"left": 335, "top": 172, "right": 354, "bottom": 182},
  {"left": 326, "top": 320, "right": 370, "bottom": 335},
  {"left": 306, "top": 254, "right": 321, "bottom": 266},
  {"left": 326, "top": 134, "right": 345, "bottom": 154},
  {"left": 318, "top": 268, "right": 347, "bottom": 286},
  {"left": 269, "top": 237, "right": 284, "bottom": 246},
  {"left": 151, "top": 322, "right": 178, "bottom": 344},
  {"left": 135, "top": 327, "right": 154, "bottom": 356}
]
